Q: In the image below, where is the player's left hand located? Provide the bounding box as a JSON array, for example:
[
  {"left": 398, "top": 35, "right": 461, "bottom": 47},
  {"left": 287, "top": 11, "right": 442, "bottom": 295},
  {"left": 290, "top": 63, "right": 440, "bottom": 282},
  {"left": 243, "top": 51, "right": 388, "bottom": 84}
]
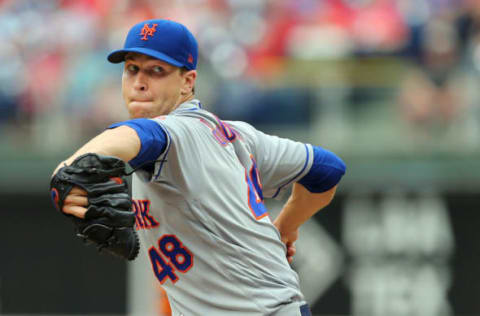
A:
[
  {"left": 52, "top": 161, "right": 89, "bottom": 218},
  {"left": 62, "top": 186, "right": 88, "bottom": 218},
  {"left": 50, "top": 153, "right": 140, "bottom": 261}
]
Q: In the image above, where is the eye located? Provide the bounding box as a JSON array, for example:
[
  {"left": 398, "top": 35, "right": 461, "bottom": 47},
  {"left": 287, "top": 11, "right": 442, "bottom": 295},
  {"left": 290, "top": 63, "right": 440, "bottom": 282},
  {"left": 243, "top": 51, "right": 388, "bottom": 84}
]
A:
[
  {"left": 126, "top": 64, "right": 139, "bottom": 73},
  {"left": 152, "top": 66, "right": 164, "bottom": 74}
]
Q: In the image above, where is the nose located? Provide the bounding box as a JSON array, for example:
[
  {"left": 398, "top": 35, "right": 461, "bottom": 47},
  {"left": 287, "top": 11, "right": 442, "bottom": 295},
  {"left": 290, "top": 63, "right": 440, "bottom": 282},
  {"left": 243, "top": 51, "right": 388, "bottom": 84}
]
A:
[{"left": 133, "top": 71, "right": 148, "bottom": 91}]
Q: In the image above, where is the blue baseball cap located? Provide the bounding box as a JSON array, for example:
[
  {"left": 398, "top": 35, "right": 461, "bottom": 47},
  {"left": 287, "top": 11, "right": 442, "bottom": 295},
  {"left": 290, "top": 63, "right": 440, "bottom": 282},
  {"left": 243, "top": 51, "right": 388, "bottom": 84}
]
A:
[{"left": 107, "top": 19, "right": 198, "bottom": 70}]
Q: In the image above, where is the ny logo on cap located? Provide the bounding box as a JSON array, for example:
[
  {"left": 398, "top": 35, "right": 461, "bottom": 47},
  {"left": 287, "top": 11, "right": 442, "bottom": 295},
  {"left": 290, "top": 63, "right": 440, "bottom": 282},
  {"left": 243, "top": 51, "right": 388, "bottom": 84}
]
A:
[{"left": 140, "top": 23, "right": 158, "bottom": 41}]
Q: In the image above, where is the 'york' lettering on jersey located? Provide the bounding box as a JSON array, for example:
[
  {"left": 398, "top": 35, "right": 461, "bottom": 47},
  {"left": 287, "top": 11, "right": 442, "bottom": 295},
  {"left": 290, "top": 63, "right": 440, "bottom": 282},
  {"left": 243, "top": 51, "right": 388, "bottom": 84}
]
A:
[{"left": 132, "top": 199, "right": 160, "bottom": 230}]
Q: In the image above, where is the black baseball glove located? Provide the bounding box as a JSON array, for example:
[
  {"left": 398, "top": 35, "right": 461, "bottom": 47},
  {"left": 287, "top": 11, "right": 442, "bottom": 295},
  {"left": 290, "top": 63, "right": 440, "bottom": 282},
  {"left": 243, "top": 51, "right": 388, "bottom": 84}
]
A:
[{"left": 50, "top": 153, "right": 140, "bottom": 261}]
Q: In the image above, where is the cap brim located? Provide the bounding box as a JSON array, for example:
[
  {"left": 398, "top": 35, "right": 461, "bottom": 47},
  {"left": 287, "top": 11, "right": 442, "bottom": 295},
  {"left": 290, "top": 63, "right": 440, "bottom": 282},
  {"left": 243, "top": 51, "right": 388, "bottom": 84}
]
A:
[{"left": 107, "top": 47, "right": 184, "bottom": 67}]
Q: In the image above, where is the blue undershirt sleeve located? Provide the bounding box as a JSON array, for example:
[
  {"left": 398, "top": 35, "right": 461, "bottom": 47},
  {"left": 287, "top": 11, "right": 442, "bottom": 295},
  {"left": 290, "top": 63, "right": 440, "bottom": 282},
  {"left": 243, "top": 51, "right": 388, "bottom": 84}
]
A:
[
  {"left": 297, "top": 146, "right": 346, "bottom": 193},
  {"left": 108, "top": 118, "right": 167, "bottom": 169}
]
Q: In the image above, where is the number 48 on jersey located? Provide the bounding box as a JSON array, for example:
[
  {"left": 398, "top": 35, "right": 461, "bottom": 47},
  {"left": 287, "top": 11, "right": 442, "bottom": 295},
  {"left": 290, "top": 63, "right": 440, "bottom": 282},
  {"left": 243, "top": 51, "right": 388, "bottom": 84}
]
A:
[{"left": 149, "top": 234, "right": 194, "bottom": 284}]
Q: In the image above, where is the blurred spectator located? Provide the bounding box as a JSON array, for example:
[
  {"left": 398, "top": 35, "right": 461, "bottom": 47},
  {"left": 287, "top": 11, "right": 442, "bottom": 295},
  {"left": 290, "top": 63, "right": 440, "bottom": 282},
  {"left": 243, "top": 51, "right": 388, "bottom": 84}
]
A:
[
  {"left": 398, "top": 15, "right": 465, "bottom": 139},
  {"left": 0, "top": 0, "right": 479, "bottom": 155}
]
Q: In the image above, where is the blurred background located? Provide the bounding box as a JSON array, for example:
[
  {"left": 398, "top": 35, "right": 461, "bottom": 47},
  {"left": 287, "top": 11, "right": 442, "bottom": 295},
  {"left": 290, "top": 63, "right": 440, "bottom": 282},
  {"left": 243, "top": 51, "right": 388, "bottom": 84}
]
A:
[{"left": 1, "top": 0, "right": 480, "bottom": 315}]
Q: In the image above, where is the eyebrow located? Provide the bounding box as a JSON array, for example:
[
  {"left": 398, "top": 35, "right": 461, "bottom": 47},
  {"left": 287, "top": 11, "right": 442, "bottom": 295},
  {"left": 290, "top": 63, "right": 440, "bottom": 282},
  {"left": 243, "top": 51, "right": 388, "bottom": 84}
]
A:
[{"left": 125, "top": 54, "right": 159, "bottom": 62}]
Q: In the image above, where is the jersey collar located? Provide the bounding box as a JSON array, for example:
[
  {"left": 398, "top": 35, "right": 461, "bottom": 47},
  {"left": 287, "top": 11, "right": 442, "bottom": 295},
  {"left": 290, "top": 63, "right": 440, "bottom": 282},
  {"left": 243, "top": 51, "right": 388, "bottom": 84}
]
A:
[{"left": 173, "top": 99, "right": 202, "bottom": 112}]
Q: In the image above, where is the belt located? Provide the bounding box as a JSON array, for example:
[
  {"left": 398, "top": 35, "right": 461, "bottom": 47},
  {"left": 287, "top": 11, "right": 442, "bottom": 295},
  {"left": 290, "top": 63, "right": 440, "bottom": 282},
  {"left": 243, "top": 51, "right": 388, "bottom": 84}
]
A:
[{"left": 300, "top": 303, "right": 312, "bottom": 316}]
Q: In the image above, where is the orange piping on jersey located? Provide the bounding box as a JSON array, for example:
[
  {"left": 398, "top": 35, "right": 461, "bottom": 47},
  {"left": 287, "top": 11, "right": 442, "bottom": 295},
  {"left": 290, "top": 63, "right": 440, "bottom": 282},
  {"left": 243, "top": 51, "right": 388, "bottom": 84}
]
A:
[
  {"left": 244, "top": 169, "right": 269, "bottom": 220},
  {"left": 249, "top": 154, "right": 263, "bottom": 197}
]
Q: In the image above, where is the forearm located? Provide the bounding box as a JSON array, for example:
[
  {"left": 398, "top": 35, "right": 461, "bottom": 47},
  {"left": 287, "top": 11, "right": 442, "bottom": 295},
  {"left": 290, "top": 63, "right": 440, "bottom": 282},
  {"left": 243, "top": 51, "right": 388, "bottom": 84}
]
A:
[
  {"left": 60, "top": 126, "right": 140, "bottom": 169},
  {"left": 51, "top": 125, "right": 140, "bottom": 218},
  {"left": 275, "top": 183, "right": 337, "bottom": 234}
]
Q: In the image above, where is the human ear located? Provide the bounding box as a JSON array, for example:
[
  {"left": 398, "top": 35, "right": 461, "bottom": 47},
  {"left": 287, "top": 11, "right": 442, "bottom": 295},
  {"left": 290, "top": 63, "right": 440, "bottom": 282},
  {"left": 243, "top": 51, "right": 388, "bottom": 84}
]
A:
[{"left": 181, "top": 70, "right": 197, "bottom": 95}]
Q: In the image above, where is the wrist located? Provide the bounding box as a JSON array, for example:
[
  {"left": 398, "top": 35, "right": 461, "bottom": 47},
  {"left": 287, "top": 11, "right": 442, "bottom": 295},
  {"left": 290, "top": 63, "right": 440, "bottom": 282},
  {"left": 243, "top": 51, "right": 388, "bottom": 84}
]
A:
[{"left": 274, "top": 212, "right": 300, "bottom": 235}]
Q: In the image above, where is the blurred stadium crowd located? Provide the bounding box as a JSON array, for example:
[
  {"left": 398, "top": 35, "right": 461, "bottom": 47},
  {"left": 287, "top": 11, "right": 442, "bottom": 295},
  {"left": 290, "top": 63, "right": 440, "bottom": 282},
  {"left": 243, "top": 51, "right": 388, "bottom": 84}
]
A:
[{"left": 1, "top": 0, "right": 480, "bottom": 156}]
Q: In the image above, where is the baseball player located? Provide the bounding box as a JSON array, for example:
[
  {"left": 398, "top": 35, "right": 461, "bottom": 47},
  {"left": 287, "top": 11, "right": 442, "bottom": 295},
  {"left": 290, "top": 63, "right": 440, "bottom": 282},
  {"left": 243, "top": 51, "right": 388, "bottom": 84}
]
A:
[{"left": 51, "top": 19, "right": 346, "bottom": 316}]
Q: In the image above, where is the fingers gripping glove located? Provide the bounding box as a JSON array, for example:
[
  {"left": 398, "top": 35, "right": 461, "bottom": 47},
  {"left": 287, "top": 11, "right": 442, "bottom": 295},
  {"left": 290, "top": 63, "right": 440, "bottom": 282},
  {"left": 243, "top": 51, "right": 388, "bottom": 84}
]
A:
[{"left": 50, "top": 153, "right": 140, "bottom": 261}]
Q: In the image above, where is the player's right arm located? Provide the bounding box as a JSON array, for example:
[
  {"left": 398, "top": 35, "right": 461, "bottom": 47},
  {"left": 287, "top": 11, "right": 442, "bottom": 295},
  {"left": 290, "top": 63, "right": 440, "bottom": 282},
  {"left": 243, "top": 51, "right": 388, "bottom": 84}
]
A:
[
  {"left": 273, "top": 144, "right": 345, "bottom": 238},
  {"left": 273, "top": 184, "right": 338, "bottom": 262},
  {"left": 271, "top": 145, "right": 344, "bottom": 263},
  {"left": 231, "top": 122, "right": 345, "bottom": 261}
]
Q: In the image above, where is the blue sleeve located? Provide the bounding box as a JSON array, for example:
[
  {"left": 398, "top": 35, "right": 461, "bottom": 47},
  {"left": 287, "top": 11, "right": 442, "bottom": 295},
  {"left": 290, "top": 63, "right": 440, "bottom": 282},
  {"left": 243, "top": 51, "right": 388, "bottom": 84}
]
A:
[
  {"left": 297, "top": 146, "right": 346, "bottom": 193},
  {"left": 108, "top": 118, "right": 167, "bottom": 169}
]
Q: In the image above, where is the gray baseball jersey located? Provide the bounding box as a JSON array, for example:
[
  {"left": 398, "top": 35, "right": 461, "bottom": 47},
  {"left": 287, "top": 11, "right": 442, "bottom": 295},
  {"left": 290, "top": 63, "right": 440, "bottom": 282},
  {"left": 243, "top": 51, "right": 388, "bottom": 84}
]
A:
[{"left": 131, "top": 99, "right": 314, "bottom": 315}]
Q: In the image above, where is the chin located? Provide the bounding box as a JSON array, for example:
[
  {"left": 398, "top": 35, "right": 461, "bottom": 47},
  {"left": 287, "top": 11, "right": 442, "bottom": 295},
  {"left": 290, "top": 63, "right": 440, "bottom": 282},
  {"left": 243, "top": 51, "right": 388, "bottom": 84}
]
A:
[
  {"left": 128, "top": 109, "right": 146, "bottom": 119},
  {"left": 129, "top": 110, "right": 162, "bottom": 119},
  {"left": 129, "top": 113, "right": 142, "bottom": 119},
  {"left": 128, "top": 104, "right": 152, "bottom": 119},
  {"left": 127, "top": 101, "right": 170, "bottom": 118}
]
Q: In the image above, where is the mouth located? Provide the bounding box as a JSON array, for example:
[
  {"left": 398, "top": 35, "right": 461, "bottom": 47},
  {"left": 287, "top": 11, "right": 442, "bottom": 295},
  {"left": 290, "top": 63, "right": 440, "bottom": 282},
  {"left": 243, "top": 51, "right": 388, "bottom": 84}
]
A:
[
  {"left": 130, "top": 100, "right": 153, "bottom": 104},
  {"left": 130, "top": 98, "right": 153, "bottom": 101}
]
